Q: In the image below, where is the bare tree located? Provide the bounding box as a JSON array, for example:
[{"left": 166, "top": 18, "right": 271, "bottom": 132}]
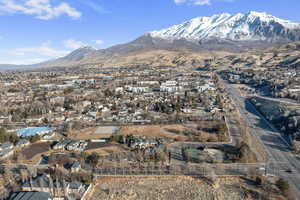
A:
[
  {"left": 204, "top": 165, "right": 219, "bottom": 188},
  {"left": 20, "top": 168, "right": 29, "bottom": 183},
  {"left": 17, "top": 152, "right": 25, "bottom": 163},
  {"left": 27, "top": 166, "right": 37, "bottom": 178},
  {"left": 2, "top": 167, "right": 13, "bottom": 184},
  {"left": 0, "top": 188, "right": 9, "bottom": 200}
]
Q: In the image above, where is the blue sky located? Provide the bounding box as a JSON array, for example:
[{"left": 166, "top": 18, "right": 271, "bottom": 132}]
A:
[{"left": 0, "top": 0, "right": 299, "bottom": 65}]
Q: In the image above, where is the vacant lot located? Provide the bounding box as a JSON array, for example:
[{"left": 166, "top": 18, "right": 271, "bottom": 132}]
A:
[
  {"left": 20, "top": 142, "right": 51, "bottom": 163},
  {"left": 118, "top": 121, "right": 228, "bottom": 143},
  {"left": 85, "top": 142, "right": 127, "bottom": 155},
  {"left": 118, "top": 124, "right": 186, "bottom": 139},
  {"left": 91, "top": 176, "right": 258, "bottom": 200},
  {"left": 182, "top": 120, "right": 228, "bottom": 142}
]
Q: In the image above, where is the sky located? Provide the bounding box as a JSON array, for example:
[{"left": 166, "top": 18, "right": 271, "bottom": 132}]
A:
[{"left": 0, "top": 0, "right": 299, "bottom": 65}]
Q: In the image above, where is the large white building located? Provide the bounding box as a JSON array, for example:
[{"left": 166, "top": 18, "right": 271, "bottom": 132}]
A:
[{"left": 160, "top": 81, "right": 182, "bottom": 93}]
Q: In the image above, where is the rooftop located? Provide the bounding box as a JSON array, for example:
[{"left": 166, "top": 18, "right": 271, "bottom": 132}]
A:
[
  {"left": 16, "top": 127, "right": 52, "bottom": 137},
  {"left": 8, "top": 191, "right": 52, "bottom": 200}
]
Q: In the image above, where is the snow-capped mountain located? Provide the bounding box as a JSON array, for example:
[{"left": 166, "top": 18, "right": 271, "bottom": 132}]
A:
[
  {"left": 3, "top": 11, "right": 300, "bottom": 70},
  {"left": 150, "top": 11, "right": 300, "bottom": 42}
]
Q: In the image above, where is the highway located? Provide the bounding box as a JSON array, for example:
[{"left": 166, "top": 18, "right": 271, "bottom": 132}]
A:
[{"left": 220, "top": 76, "right": 300, "bottom": 199}]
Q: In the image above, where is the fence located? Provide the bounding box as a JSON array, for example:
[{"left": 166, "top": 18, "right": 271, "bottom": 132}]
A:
[{"left": 90, "top": 163, "right": 279, "bottom": 177}]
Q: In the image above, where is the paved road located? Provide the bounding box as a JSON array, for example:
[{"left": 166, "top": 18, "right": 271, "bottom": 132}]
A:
[
  {"left": 254, "top": 94, "right": 300, "bottom": 106},
  {"left": 252, "top": 94, "right": 300, "bottom": 106},
  {"left": 220, "top": 76, "right": 300, "bottom": 199}
]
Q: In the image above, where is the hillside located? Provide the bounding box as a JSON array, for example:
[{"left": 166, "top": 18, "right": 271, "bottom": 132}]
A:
[{"left": 1, "top": 11, "right": 300, "bottom": 70}]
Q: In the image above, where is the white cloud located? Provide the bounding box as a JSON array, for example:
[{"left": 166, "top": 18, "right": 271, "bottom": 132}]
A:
[
  {"left": 193, "top": 0, "right": 211, "bottom": 5},
  {"left": 1, "top": 41, "right": 71, "bottom": 65},
  {"left": 81, "top": 0, "right": 108, "bottom": 14},
  {"left": 5, "top": 42, "right": 69, "bottom": 57},
  {"left": 0, "top": 0, "right": 81, "bottom": 20},
  {"left": 174, "top": 0, "right": 186, "bottom": 4},
  {"left": 63, "top": 39, "right": 86, "bottom": 49},
  {"left": 93, "top": 39, "right": 104, "bottom": 45},
  {"left": 174, "top": 0, "right": 235, "bottom": 6},
  {"left": 174, "top": 0, "right": 211, "bottom": 6},
  {"left": 2, "top": 57, "right": 46, "bottom": 65}
]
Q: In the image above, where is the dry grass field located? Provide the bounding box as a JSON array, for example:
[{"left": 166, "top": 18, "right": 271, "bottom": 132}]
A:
[
  {"left": 118, "top": 124, "right": 186, "bottom": 139},
  {"left": 118, "top": 121, "right": 228, "bottom": 143},
  {"left": 85, "top": 145, "right": 126, "bottom": 155},
  {"left": 90, "top": 176, "right": 267, "bottom": 200}
]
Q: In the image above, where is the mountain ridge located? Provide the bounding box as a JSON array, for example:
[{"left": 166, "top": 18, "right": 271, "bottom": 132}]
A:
[
  {"left": 1, "top": 11, "right": 300, "bottom": 70},
  {"left": 149, "top": 11, "right": 300, "bottom": 42}
]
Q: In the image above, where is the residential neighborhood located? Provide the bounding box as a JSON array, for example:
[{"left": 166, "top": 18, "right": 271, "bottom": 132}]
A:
[{"left": 0, "top": 3, "right": 300, "bottom": 199}]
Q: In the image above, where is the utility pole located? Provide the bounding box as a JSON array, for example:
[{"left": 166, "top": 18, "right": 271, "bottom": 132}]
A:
[{"left": 265, "top": 162, "right": 267, "bottom": 176}]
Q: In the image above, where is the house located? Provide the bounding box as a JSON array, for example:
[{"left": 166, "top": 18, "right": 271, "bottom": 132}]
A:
[
  {"left": 66, "top": 140, "right": 87, "bottom": 151},
  {"left": 21, "top": 174, "right": 89, "bottom": 199},
  {"left": 0, "top": 148, "right": 14, "bottom": 159},
  {"left": 42, "top": 132, "right": 55, "bottom": 140},
  {"left": 115, "top": 87, "right": 124, "bottom": 93},
  {"left": 162, "top": 81, "right": 177, "bottom": 87},
  {"left": 50, "top": 114, "right": 65, "bottom": 122},
  {"left": 8, "top": 191, "right": 52, "bottom": 200},
  {"left": 130, "top": 137, "right": 162, "bottom": 149},
  {"left": 130, "top": 87, "right": 150, "bottom": 94},
  {"left": 49, "top": 96, "right": 65, "bottom": 104},
  {"left": 25, "top": 117, "right": 44, "bottom": 124},
  {"left": 22, "top": 174, "right": 60, "bottom": 194},
  {"left": 0, "top": 116, "right": 11, "bottom": 123},
  {"left": 53, "top": 139, "right": 87, "bottom": 151},
  {"left": 0, "top": 142, "right": 14, "bottom": 150},
  {"left": 53, "top": 139, "right": 72, "bottom": 150},
  {"left": 65, "top": 161, "right": 81, "bottom": 173},
  {"left": 229, "top": 74, "right": 241, "bottom": 80},
  {"left": 39, "top": 84, "right": 56, "bottom": 90},
  {"left": 0, "top": 142, "right": 14, "bottom": 159},
  {"left": 197, "top": 84, "right": 216, "bottom": 93},
  {"left": 69, "top": 181, "right": 85, "bottom": 193}
]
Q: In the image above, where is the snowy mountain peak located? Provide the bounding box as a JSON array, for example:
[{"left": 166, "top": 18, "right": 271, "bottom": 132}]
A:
[{"left": 149, "top": 11, "right": 300, "bottom": 42}]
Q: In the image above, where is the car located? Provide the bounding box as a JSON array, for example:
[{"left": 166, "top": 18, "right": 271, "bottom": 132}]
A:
[
  {"left": 259, "top": 167, "right": 265, "bottom": 171},
  {"left": 285, "top": 169, "right": 293, "bottom": 173}
]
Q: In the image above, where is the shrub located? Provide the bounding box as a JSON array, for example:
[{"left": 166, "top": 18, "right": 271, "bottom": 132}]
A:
[
  {"left": 255, "top": 176, "right": 263, "bottom": 185},
  {"left": 276, "top": 178, "right": 289, "bottom": 192},
  {"left": 29, "top": 135, "right": 40, "bottom": 143},
  {"left": 275, "top": 178, "right": 296, "bottom": 200},
  {"left": 207, "top": 135, "right": 218, "bottom": 142},
  {"left": 0, "top": 128, "right": 20, "bottom": 143}
]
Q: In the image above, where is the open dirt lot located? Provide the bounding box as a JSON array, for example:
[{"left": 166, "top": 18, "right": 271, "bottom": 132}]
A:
[
  {"left": 20, "top": 142, "right": 51, "bottom": 163},
  {"left": 90, "top": 176, "right": 257, "bottom": 200},
  {"left": 85, "top": 143, "right": 127, "bottom": 155}
]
